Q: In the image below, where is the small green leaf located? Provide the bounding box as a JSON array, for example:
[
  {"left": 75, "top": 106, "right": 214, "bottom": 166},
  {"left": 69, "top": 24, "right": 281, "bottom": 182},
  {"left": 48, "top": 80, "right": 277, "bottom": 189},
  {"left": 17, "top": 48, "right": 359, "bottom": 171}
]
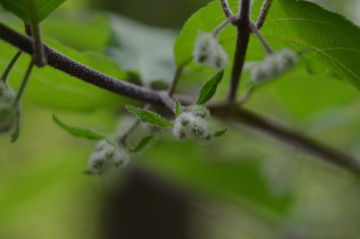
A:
[
  {"left": 10, "top": 109, "right": 22, "bottom": 143},
  {"left": 214, "top": 128, "right": 228, "bottom": 137},
  {"left": 130, "top": 129, "right": 167, "bottom": 153},
  {"left": 0, "top": 0, "right": 66, "bottom": 23},
  {"left": 196, "top": 71, "right": 224, "bottom": 105},
  {"left": 52, "top": 115, "right": 106, "bottom": 140},
  {"left": 175, "top": 100, "right": 181, "bottom": 116},
  {"left": 125, "top": 105, "right": 173, "bottom": 127}
]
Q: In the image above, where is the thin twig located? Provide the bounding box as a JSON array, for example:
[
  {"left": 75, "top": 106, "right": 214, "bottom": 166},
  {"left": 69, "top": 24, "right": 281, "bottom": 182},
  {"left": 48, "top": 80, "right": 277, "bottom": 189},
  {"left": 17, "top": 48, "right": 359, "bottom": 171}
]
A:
[
  {"left": 256, "top": 0, "right": 273, "bottom": 29},
  {"left": 168, "top": 66, "right": 184, "bottom": 96},
  {"left": 1, "top": 22, "right": 360, "bottom": 175},
  {"left": 249, "top": 21, "right": 273, "bottom": 54},
  {"left": 227, "top": 0, "right": 252, "bottom": 103},
  {"left": 219, "top": 0, "right": 233, "bottom": 18},
  {"left": 15, "top": 60, "right": 34, "bottom": 103},
  {"left": 26, "top": 0, "right": 46, "bottom": 67},
  {"left": 0, "top": 23, "right": 164, "bottom": 104},
  {"left": 213, "top": 15, "right": 239, "bottom": 38},
  {"left": 209, "top": 104, "right": 360, "bottom": 175},
  {"left": 0, "top": 50, "right": 22, "bottom": 82}
]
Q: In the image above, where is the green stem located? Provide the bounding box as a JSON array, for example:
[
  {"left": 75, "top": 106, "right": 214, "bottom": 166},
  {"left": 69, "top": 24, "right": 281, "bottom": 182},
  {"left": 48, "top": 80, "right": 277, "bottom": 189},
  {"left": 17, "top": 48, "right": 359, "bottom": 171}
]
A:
[
  {"left": 0, "top": 50, "right": 22, "bottom": 83},
  {"left": 212, "top": 15, "right": 239, "bottom": 38},
  {"left": 26, "top": 0, "right": 46, "bottom": 67},
  {"left": 15, "top": 60, "right": 34, "bottom": 103}
]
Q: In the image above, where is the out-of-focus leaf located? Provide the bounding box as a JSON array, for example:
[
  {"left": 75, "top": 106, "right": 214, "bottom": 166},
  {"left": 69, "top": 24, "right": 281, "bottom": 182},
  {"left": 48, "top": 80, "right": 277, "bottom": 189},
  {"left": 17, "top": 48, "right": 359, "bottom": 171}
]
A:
[
  {"left": 0, "top": 0, "right": 66, "bottom": 23},
  {"left": 130, "top": 129, "right": 167, "bottom": 153},
  {"left": 196, "top": 70, "right": 224, "bottom": 104},
  {"left": 52, "top": 115, "right": 105, "bottom": 140},
  {"left": 175, "top": 0, "right": 360, "bottom": 90},
  {"left": 126, "top": 105, "right": 173, "bottom": 127},
  {"left": 140, "top": 139, "right": 293, "bottom": 217},
  {"left": 106, "top": 14, "right": 176, "bottom": 87}
]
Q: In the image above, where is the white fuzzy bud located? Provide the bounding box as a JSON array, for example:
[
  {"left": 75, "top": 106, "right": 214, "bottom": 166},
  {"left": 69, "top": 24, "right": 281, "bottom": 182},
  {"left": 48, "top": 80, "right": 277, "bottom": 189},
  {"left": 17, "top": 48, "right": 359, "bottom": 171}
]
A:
[
  {"left": 172, "top": 111, "right": 213, "bottom": 144},
  {"left": 0, "top": 102, "right": 18, "bottom": 136},
  {"left": 251, "top": 48, "right": 298, "bottom": 84},
  {"left": 88, "top": 140, "right": 130, "bottom": 175},
  {"left": 0, "top": 82, "right": 15, "bottom": 103},
  {"left": 193, "top": 33, "right": 229, "bottom": 70},
  {"left": 184, "top": 104, "right": 210, "bottom": 120}
]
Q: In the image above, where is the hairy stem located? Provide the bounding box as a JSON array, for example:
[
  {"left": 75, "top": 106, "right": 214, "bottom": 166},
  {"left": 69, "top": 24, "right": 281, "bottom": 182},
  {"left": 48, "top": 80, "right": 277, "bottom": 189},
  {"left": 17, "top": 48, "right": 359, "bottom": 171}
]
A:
[
  {"left": 1, "top": 22, "right": 359, "bottom": 175},
  {"left": 213, "top": 15, "right": 239, "bottom": 38},
  {"left": 168, "top": 66, "right": 184, "bottom": 97},
  {"left": 227, "top": 0, "right": 251, "bottom": 103},
  {"left": 0, "top": 50, "right": 22, "bottom": 82},
  {"left": 15, "top": 60, "right": 34, "bottom": 103},
  {"left": 249, "top": 21, "right": 273, "bottom": 54},
  {"left": 210, "top": 104, "right": 360, "bottom": 175},
  {"left": 219, "top": 0, "right": 233, "bottom": 17},
  {"left": 256, "top": 0, "right": 273, "bottom": 29}
]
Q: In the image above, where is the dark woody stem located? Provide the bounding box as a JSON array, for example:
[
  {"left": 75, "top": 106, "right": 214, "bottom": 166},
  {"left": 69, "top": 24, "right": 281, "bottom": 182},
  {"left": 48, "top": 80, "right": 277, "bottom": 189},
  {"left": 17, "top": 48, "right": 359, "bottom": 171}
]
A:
[{"left": 227, "top": 0, "right": 251, "bottom": 103}]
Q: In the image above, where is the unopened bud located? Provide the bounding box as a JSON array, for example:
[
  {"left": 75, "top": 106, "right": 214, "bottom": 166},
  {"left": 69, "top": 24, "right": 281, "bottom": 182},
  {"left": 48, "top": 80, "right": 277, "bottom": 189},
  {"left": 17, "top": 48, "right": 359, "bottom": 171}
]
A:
[{"left": 88, "top": 140, "right": 130, "bottom": 175}]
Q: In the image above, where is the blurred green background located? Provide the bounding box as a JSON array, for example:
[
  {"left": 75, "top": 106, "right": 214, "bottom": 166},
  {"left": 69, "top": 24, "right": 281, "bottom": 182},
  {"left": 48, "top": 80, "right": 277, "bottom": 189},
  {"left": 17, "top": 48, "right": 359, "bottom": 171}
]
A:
[{"left": 1, "top": 0, "right": 360, "bottom": 238}]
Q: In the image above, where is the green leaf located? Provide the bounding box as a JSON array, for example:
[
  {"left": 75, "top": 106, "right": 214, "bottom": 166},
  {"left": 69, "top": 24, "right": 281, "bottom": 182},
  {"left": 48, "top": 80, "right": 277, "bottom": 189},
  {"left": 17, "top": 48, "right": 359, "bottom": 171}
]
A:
[
  {"left": 52, "top": 115, "right": 105, "bottom": 140},
  {"left": 214, "top": 128, "right": 227, "bottom": 137},
  {"left": 0, "top": 0, "right": 66, "bottom": 23},
  {"left": 175, "top": 0, "right": 360, "bottom": 91},
  {"left": 175, "top": 100, "right": 181, "bottom": 116},
  {"left": 106, "top": 15, "right": 176, "bottom": 87},
  {"left": 196, "top": 70, "right": 224, "bottom": 105},
  {"left": 130, "top": 129, "right": 167, "bottom": 153},
  {"left": 125, "top": 105, "right": 173, "bottom": 127}
]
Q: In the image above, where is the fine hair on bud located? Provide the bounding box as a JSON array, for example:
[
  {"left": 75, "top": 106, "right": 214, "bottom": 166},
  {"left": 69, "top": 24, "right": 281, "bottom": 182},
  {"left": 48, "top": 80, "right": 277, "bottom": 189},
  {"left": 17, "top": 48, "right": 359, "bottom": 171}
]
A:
[
  {"left": 88, "top": 139, "right": 130, "bottom": 175},
  {"left": 0, "top": 102, "right": 19, "bottom": 136},
  {"left": 172, "top": 110, "right": 214, "bottom": 144},
  {"left": 184, "top": 104, "right": 210, "bottom": 120},
  {"left": 193, "top": 33, "right": 229, "bottom": 70},
  {"left": 0, "top": 82, "right": 15, "bottom": 103},
  {"left": 251, "top": 48, "right": 298, "bottom": 84}
]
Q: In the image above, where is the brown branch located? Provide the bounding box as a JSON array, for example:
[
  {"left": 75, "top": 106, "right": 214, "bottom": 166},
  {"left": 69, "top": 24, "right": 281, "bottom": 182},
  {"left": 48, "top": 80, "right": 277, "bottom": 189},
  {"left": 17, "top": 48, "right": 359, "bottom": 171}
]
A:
[
  {"left": 256, "top": 0, "right": 273, "bottom": 29},
  {"left": 210, "top": 104, "right": 360, "bottom": 175},
  {"left": 227, "top": 0, "right": 251, "bottom": 102},
  {"left": 219, "top": 0, "right": 233, "bottom": 18},
  {"left": 1, "top": 22, "right": 360, "bottom": 175}
]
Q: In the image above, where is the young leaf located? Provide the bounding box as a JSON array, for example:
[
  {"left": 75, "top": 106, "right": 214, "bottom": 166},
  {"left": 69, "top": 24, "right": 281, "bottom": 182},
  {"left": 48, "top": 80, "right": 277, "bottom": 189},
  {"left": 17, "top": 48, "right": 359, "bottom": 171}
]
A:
[
  {"left": 130, "top": 129, "right": 167, "bottom": 153},
  {"left": 52, "top": 115, "right": 105, "bottom": 140},
  {"left": 214, "top": 128, "right": 228, "bottom": 137},
  {"left": 196, "top": 71, "right": 224, "bottom": 105},
  {"left": 0, "top": 0, "right": 66, "bottom": 23},
  {"left": 175, "top": 100, "right": 181, "bottom": 116},
  {"left": 125, "top": 105, "right": 173, "bottom": 127}
]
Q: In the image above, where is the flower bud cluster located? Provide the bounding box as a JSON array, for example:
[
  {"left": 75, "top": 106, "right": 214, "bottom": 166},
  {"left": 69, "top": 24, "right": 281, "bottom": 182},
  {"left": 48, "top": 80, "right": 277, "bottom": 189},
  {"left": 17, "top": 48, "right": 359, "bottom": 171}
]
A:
[
  {"left": 172, "top": 104, "right": 213, "bottom": 143},
  {"left": 88, "top": 139, "right": 130, "bottom": 175},
  {"left": 251, "top": 48, "right": 298, "bottom": 84},
  {"left": 0, "top": 82, "right": 18, "bottom": 135},
  {"left": 193, "top": 33, "right": 229, "bottom": 70}
]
